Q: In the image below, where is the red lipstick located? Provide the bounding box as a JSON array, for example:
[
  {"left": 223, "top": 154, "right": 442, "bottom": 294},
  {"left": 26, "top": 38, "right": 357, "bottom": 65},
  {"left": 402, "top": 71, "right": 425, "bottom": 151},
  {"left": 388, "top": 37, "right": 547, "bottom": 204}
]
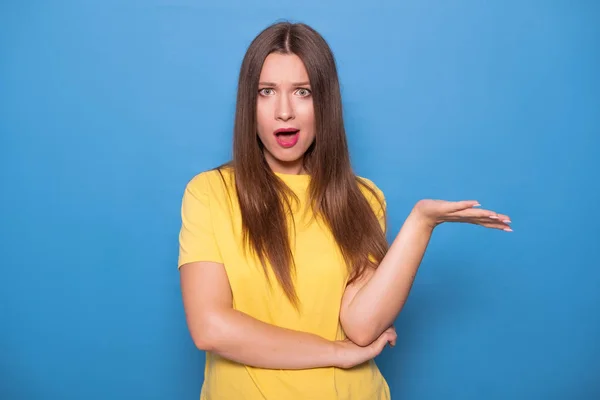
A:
[{"left": 273, "top": 127, "right": 300, "bottom": 148}]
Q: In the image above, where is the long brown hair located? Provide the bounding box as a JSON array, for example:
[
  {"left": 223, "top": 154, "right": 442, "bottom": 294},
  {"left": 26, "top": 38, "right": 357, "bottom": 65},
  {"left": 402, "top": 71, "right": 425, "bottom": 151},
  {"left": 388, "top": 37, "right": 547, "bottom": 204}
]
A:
[{"left": 219, "top": 21, "right": 388, "bottom": 308}]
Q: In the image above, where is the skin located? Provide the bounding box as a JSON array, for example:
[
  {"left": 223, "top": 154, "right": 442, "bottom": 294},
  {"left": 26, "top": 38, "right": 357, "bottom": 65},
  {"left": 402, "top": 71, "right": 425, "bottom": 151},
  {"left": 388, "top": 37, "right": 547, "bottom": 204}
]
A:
[
  {"left": 340, "top": 199, "right": 511, "bottom": 346},
  {"left": 180, "top": 53, "right": 512, "bottom": 370},
  {"left": 180, "top": 53, "right": 393, "bottom": 370},
  {"left": 256, "top": 52, "right": 316, "bottom": 175}
]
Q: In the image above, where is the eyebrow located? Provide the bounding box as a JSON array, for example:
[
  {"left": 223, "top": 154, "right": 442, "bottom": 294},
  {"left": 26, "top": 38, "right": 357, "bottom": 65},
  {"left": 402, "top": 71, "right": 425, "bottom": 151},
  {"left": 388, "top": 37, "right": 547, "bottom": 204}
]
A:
[{"left": 258, "top": 81, "right": 311, "bottom": 86}]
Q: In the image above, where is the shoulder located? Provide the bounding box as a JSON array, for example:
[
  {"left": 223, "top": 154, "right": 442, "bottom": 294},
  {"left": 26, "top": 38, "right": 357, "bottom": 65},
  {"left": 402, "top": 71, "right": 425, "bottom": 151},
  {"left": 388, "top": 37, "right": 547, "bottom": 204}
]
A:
[
  {"left": 356, "top": 175, "right": 385, "bottom": 203},
  {"left": 356, "top": 175, "right": 386, "bottom": 221},
  {"left": 184, "top": 166, "right": 235, "bottom": 197}
]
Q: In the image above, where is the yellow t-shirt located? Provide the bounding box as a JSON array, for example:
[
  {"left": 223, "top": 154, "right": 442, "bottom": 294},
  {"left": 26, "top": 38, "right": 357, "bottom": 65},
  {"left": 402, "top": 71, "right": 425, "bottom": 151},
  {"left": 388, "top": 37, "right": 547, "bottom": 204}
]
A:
[{"left": 178, "top": 167, "right": 390, "bottom": 400}]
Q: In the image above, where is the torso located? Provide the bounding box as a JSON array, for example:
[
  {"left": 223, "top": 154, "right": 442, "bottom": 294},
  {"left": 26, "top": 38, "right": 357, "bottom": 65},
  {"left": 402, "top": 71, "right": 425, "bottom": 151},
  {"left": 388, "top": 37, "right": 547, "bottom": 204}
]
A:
[{"left": 195, "top": 168, "right": 390, "bottom": 400}]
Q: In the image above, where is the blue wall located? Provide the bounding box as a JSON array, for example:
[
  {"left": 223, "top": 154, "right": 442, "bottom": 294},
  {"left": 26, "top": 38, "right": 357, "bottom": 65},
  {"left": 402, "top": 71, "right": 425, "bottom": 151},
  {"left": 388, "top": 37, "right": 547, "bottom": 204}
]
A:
[{"left": 1, "top": 1, "right": 598, "bottom": 399}]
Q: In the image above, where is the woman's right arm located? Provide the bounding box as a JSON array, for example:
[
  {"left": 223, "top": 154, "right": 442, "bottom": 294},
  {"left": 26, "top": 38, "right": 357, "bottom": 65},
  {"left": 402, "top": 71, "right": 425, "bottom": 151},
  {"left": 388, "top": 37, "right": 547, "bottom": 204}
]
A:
[{"left": 179, "top": 261, "right": 396, "bottom": 370}]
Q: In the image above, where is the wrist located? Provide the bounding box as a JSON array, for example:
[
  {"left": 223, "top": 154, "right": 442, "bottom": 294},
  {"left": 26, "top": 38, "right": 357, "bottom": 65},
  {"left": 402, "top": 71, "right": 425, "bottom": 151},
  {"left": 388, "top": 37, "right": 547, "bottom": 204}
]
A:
[
  {"left": 408, "top": 205, "right": 438, "bottom": 231},
  {"left": 330, "top": 340, "right": 354, "bottom": 369},
  {"left": 330, "top": 341, "right": 345, "bottom": 368}
]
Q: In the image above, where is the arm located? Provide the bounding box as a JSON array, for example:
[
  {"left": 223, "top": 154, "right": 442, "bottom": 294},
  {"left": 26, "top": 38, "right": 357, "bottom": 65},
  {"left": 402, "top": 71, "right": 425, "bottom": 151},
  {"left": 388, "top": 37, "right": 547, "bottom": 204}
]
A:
[
  {"left": 340, "top": 209, "right": 433, "bottom": 346},
  {"left": 181, "top": 260, "right": 397, "bottom": 370},
  {"left": 179, "top": 174, "right": 398, "bottom": 368},
  {"left": 180, "top": 260, "right": 339, "bottom": 369},
  {"left": 340, "top": 199, "right": 511, "bottom": 346}
]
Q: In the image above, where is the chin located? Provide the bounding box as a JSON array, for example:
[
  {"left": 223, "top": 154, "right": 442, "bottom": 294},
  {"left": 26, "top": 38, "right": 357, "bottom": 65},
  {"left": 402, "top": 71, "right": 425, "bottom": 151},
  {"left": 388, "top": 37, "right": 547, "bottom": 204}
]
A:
[
  {"left": 275, "top": 153, "right": 304, "bottom": 163},
  {"left": 266, "top": 147, "right": 306, "bottom": 165}
]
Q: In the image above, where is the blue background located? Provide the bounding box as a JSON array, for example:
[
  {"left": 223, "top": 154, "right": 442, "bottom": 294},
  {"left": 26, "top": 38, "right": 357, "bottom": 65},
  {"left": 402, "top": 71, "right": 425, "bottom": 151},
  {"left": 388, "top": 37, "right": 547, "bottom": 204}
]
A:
[{"left": 1, "top": 1, "right": 598, "bottom": 399}]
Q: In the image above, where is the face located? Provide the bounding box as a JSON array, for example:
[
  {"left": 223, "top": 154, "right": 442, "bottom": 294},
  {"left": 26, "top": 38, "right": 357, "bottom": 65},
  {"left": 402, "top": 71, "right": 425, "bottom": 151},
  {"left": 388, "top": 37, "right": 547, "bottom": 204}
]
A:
[{"left": 256, "top": 52, "right": 316, "bottom": 175}]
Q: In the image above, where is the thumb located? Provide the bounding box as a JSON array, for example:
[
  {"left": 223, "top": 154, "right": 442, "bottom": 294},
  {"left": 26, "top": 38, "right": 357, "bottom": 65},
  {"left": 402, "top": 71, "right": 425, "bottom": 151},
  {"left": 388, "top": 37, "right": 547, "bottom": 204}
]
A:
[{"left": 447, "top": 200, "right": 480, "bottom": 213}]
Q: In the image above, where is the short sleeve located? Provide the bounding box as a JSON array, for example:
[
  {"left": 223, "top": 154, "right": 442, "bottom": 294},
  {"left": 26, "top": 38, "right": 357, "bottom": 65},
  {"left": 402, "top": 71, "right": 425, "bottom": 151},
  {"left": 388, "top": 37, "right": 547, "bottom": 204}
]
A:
[
  {"left": 372, "top": 187, "right": 386, "bottom": 233},
  {"left": 178, "top": 174, "right": 223, "bottom": 268},
  {"left": 359, "top": 177, "right": 387, "bottom": 233}
]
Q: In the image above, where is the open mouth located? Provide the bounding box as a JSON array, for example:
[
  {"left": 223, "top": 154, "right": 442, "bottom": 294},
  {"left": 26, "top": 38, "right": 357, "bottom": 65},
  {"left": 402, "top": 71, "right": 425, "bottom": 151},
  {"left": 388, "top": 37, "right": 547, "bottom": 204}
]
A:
[
  {"left": 274, "top": 128, "right": 300, "bottom": 147},
  {"left": 274, "top": 128, "right": 299, "bottom": 136}
]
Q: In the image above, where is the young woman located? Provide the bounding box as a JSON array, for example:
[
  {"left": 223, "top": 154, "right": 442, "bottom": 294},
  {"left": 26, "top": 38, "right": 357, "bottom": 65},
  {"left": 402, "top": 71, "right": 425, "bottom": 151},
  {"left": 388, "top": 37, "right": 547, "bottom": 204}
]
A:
[{"left": 178, "top": 21, "right": 511, "bottom": 400}]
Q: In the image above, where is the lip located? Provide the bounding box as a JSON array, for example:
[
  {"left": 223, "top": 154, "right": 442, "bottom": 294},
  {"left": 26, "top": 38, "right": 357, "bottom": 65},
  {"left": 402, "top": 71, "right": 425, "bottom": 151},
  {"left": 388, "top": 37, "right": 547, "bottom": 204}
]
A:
[
  {"left": 273, "top": 128, "right": 300, "bottom": 148},
  {"left": 273, "top": 127, "right": 300, "bottom": 135}
]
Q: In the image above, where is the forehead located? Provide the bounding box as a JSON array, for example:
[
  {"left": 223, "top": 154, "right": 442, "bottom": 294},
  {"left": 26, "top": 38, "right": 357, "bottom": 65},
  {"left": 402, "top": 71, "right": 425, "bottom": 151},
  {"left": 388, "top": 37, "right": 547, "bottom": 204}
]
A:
[{"left": 259, "top": 53, "right": 309, "bottom": 82}]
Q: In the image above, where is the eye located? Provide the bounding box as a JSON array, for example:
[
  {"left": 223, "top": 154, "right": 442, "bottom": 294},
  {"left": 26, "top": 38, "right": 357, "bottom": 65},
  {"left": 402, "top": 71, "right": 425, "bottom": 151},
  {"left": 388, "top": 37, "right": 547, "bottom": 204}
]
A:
[
  {"left": 258, "top": 88, "right": 274, "bottom": 96},
  {"left": 296, "top": 88, "right": 311, "bottom": 97}
]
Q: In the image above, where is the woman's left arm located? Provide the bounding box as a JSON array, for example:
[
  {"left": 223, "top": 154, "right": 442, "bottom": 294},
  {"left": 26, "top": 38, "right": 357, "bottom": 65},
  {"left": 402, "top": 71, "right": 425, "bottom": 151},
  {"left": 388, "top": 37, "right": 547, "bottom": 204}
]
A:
[{"left": 340, "top": 199, "right": 512, "bottom": 346}]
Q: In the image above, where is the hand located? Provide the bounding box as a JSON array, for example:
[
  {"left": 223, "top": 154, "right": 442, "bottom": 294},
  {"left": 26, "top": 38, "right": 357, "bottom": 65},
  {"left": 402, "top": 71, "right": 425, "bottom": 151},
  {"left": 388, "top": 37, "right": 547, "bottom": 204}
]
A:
[
  {"left": 412, "top": 199, "right": 512, "bottom": 232},
  {"left": 333, "top": 326, "right": 397, "bottom": 369}
]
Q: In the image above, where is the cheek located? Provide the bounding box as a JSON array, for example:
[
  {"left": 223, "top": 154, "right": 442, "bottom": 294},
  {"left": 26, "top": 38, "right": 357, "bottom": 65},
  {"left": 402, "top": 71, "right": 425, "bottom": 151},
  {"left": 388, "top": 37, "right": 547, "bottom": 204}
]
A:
[
  {"left": 296, "top": 101, "right": 315, "bottom": 124},
  {"left": 256, "top": 105, "right": 272, "bottom": 134}
]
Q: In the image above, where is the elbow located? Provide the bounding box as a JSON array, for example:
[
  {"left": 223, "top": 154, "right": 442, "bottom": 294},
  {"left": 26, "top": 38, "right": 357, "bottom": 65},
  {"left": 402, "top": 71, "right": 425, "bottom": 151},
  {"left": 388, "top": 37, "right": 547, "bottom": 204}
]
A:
[
  {"left": 190, "top": 312, "right": 225, "bottom": 352},
  {"left": 346, "top": 329, "right": 378, "bottom": 347},
  {"left": 341, "top": 319, "right": 379, "bottom": 347},
  {"left": 192, "top": 334, "right": 215, "bottom": 352}
]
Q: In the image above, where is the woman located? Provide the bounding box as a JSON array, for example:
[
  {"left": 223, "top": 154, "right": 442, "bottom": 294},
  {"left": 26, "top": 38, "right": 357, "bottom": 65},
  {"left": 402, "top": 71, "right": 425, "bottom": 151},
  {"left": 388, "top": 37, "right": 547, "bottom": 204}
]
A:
[{"left": 178, "top": 21, "right": 511, "bottom": 400}]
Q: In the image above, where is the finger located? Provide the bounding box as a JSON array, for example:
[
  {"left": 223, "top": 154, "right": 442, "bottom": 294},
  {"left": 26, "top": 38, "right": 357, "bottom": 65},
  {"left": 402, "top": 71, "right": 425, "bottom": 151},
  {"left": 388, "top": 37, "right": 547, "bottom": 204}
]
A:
[
  {"left": 386, "top": 325, "right": 396, "bottom": 347},
  {"left": 478, "top": 221, "right": 513, "bottom": 231},
  {"left": 375, "top": 331, "right": 392, "bottom": 347},
  {"left": 371, "top": 333, "right": 391, "bottom": 356},
  {"left": 446, "top": 200, "right": 481, "bottom": 213},
  {"left": 477, "top": 212, "right": 512, "bottom": 229},
  {"left": 378, "top": 331, "right": 396, "bottom": 348},
  {"left": 490, "top": 213, "right": 511, "bottom": 224},
  {"left": 455, "top": 209, "right": 511, "bottom": 225},
  {"left": 385, "top": 335, "right": 395, "bottom": 349},
  {"left": 448, "top": 207, "right": 498, "bottom": 219},
  {"left": 460, "top": 208, "right": 511, "bottom": 224}
]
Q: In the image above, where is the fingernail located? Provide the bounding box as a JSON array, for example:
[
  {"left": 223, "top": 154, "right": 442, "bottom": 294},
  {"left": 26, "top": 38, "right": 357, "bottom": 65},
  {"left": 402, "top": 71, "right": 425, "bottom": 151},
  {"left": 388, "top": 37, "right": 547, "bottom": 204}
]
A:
[
  {"left": 503, "top": 219, "right": 511, "bottom": 224},
  {"left": 489, "top": 215, "right": 499, "bottom": 219},
  {"left": 504, "top": 227, "right": 513, "bottom": 232},
  {"left": 473, "top": 203, "right": 481, "bottom": 207}
]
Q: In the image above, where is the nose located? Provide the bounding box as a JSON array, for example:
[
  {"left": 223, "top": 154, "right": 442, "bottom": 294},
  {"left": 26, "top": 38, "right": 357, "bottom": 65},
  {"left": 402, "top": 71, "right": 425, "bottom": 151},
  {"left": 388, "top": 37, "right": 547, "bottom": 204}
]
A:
[{"left": 275, "top": 93, "right": 294, "bottom": 121}]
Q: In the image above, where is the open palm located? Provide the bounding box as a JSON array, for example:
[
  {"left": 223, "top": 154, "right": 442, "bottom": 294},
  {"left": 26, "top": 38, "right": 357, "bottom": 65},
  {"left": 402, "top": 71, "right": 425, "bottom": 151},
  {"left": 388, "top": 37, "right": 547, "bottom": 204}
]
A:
[{"left": 414, "top": 199, "right": 512, "bottom": 231}]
